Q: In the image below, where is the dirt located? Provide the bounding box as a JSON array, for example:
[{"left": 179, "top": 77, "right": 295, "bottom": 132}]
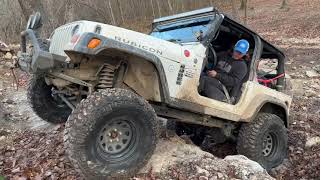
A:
[{"left": 1, "top": 0, "right": 320, "bottom": 179}]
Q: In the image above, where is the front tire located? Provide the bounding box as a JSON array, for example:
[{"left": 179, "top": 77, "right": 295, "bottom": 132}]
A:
[
  {"left": 64, "top": 89, "right": 159, "bottom": 179},
  {"left": 237, "top": 113, "right": 288, "bottom": 170},
  {"left": 27, "top": 74, "right": 71, "bottom": 123}
]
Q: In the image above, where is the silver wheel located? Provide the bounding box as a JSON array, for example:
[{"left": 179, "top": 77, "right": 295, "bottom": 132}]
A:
[
  {"left": 98, "top": 120, "right": 133, "bottom": 154},
  {"left": 64, "top": 89, "right": 159, "bottom": 178},
  {"left": 262, "top": 132, "right": 276, "bottom": 157},
  {"left": 237, "top": 113, "right": 288, "bottom": 170}
]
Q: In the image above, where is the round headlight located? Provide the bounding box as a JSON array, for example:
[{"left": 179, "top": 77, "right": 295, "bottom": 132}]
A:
[{"left": 72, "top": 25, "right": 80, "bottom": 35}]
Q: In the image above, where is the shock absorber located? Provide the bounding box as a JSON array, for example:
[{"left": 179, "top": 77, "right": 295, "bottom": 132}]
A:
[{"left": 97, "top": 64, "right": 116, "bottom": 89}]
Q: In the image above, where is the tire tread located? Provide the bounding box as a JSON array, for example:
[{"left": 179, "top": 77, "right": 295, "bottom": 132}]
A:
[{"left": 64, "top": 88, "right": 159, "bottom": 179}]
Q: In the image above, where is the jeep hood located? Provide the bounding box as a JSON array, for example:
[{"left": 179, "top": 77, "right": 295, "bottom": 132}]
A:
[{"left": 53, "top": 21, "right": 199, "bottom": 62}]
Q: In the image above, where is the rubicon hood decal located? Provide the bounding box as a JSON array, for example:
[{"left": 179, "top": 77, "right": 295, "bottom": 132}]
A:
[{"left": 114, "top": 36, "right": 163, "bottom": 56}]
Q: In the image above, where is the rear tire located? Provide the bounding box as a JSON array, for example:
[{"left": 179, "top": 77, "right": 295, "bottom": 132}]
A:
[
  {"left": 27, "top": 74, "right": 71, "bottom": 123},
  {"left": 237, "top": 113, "right": 288, "bottom": 170},
  {"left": 64, "top": 89, "right": 159, "bottom": 179}
]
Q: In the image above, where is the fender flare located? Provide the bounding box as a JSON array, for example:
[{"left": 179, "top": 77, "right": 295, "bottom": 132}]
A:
[
  {"left": 250, "top": 100, "right": 289, "bottom": 127},
  {"left": 67, "top": 32, "right": 170, "bottom": 103}
]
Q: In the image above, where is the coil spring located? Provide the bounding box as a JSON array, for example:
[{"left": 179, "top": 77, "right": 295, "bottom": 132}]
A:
[{"left": 97, "top": 64, "right": 116, "bottom": 89}]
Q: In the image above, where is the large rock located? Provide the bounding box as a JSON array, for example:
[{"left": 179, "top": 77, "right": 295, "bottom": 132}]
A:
[
  {"left": 305, "top": 136, "right": 320, "bottom": 148},
  {"left": 313, "top": 65, "right": 320, "bottom": 73},
  {"left": 9, "top": 44, "right": 20, "bottom": 53},
  {"left": 4, "top": 52, "right": 13, "bottom": 60},
  {"left": 306, "top": 70, "right": 319, "bottom": 78},
  {"left": 138, "top": 136, "right": 274, "bottom": 180},
  {"left": 0, "top": 40, "right": 8, "bottom": 48},
  {"left": 0, "top": 41, "right": 10, "bottom": 52},
  {"left": 4, "top": 61, "right": 14, "bottom": 68},
  {"left": 224, "top": 155, "right": 264, "bottom": 172},
  {"left": 290, "top": 79, "right": 305, "bottom": 96}
]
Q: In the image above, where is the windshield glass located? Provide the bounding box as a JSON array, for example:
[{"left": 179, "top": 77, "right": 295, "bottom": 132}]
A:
[{"left": 151, "top": 16, "right": 218, "bottom": 43}]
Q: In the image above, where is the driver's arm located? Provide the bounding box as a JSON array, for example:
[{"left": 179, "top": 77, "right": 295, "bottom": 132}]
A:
[{"left": 216, "top": 61, "right": 247, "bottom": 87}]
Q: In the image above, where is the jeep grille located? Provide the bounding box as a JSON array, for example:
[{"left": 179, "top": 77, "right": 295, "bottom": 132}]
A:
[{"left": 49, "top": 24, "right": 79, "bottom": 56}]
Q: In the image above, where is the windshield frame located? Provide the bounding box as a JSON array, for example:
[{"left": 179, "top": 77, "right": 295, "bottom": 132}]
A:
[{"left": 150, "top": 13, "right": 223, "bottom": 45}]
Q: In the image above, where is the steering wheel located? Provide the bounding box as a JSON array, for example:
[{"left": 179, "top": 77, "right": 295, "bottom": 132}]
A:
[{"left": 207, "top": 44, "right": 218, "bottom": 69}]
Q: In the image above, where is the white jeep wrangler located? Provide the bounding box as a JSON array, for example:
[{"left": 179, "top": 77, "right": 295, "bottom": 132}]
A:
[{"left": 18, "top": 8, "right": 292, "bottom": 179}]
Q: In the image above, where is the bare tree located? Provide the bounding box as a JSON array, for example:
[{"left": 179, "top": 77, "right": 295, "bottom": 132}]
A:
[
  {"left": 107, "top": 0, "right": 116, "bottom": 25},
  {"left": 72, "top": 0, "right": 110, "bottom": 22},
  {"left": 280, "top": 0, "right": 289, "bottom": 10},
  {"left": 167, "top": 0, "right": 173, "bottom": 14},
  {"left": 17, "top": 0, "right": 33, "bottom": 21},
  {"left": 243, "top": 0, "right": 248, "bottom": 25},
  {"left": 116, "top": 0, "right": 125, "bottom": 24},
  {"left": 239, "top": 0, "right": 245, "bottom": 10},
  {"left": 0, "top": 0, "right": 25, "bottom": 42},
  {"left": 150, "top": 0, "right": 156, "bottom": 18},
  {"left": 156, "top": 0, "right": 162, "bottom": 17},
  {"left": 17, "top": 0, "right": 48, "bottom": 22},
  {"left": 1, "top": 0, "right": 234, "bottom": 42},
  {"left": 230, "top": 0, "right": 239, "bottom": 22}
]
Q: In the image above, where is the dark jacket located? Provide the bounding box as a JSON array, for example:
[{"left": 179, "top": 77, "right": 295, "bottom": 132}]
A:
[{"left": 214, "top": 52, "right": 248, "bottom": 90}]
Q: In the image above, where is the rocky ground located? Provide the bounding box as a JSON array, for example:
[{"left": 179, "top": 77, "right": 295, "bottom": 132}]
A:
[
  {"left": 246, "top": 1, "right": 320, "bottom": 178},
  {"left": 1, "top": 0, "right": 320, "bottom": 179}
]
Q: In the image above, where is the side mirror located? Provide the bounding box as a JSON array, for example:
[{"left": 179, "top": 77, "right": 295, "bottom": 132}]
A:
[{"left": 26, "top": 12, "right": 42, "bottom": 30}]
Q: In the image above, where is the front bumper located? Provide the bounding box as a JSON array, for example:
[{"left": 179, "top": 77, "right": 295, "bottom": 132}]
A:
[{"left": 18, "top": 29, "right": 54, "bottom": 73}]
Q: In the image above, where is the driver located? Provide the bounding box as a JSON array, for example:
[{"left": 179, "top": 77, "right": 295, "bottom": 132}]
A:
[{"left": 200, "top": 39, "right": 250, "bottom": 101}]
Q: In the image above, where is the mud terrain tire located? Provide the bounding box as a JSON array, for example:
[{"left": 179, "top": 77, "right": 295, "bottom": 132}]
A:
[
  {"left": 237, "top": 113, "right": 288, "bottom": 170},
  {"left": 64, "top": 89, "right": 159, "bottom": 179},
  {"left": 27, "top": 74, "right": 71, "bottom": 123}
]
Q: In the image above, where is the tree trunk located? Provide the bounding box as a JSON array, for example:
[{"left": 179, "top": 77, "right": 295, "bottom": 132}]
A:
[
  {"left": 129, "top": 0, "right": 137, "bottom": 19},
  {"left": 244, "top": 0, "right": 248, "bottom": 25},
  {"left": 17, "top": 0, "right": 33, "bottom": 21},
  {"left": 156, "top": 0, "right": 162, "bottom": 17},
  {"left": 108, "top": 0, "right": 116, "bottom": 25},
  {"left": 64, "top": 0, "right": 74, "bottom": 23},
  {"left": 280, "top": 0, "right": 289, "bottom": 9},
  {"left": 209, "top": 0, "right": 214, "bottom": 7},
  {"left": 230, "top": 0, "right": 239, "bottom": 22},
  {"left": 167, "top": 0, "right": 173, "bottom": 14},
  {"left": 239, "top": 0, "right": 245, "bottom": 10},
  {"left": 17, "top": 0, "right": 48, "bottom": 28},
  {"left": 116, "top": 0, "right": 124, "bottom": 24},
  {"left": 150, "top": 0, "right": 155, "bottom": 18}
]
